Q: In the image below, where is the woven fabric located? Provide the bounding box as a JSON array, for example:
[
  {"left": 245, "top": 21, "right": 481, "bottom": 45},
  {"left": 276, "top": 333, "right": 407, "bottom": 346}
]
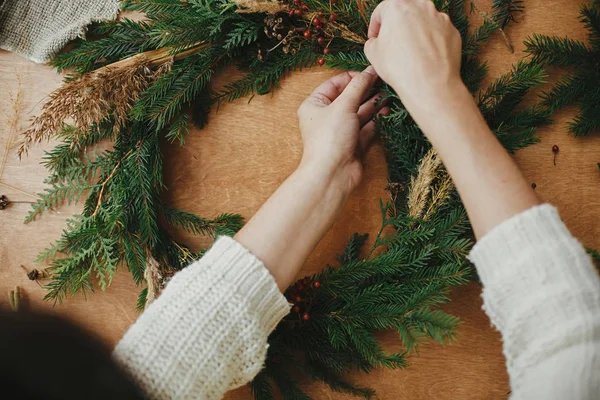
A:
[{"left": 0, "top": 0, "right": 120, "bottom": 63}]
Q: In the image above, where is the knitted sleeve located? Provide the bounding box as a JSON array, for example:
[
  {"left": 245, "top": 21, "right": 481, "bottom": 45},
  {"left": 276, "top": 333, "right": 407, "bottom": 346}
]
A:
[
  {"left": 469, "top": 204, "right": 600, "bottom": 399},
  {"left": 113, "top": 236, "right": 290, "bottom": 400}
]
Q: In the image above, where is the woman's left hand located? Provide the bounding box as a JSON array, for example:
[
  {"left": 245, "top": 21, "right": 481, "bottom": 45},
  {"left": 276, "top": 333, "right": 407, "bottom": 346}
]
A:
[
  {"left": 235, "top": 67, "right": 389, "bottom": 291},
  {"left": 298, "top": 66, "right": 390, "bottom": 194}
]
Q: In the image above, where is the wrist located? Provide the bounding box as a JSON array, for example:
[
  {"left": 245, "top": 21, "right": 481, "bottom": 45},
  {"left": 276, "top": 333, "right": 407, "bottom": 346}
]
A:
[
  {"left": 395, "top": 78, "right": 472, "bottom": 131},
  {"left": 296, "top": 157, "right": 353, "bottom": 203}
]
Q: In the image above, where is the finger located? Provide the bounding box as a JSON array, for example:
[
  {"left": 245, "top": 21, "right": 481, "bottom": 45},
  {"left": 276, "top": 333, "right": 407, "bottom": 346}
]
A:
[
  {"left": 367, "top": 1, "right": 386, "bottom": 39},
  {"left": 306, "top": 71, "right": 361, "bottom": 106},
  {"left": 357, "top": 92, "right": 387, "bottom": 126},
  {"left": 358, "top": 106, "right": 390, "bottom": 154},
  {"left": 334, "top": 66, "right": 378, "bottom": 111}
]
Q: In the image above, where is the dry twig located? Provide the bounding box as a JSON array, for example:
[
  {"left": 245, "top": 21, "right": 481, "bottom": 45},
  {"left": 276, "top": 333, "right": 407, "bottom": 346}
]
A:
[{"left": 8, "top": 286, "right": 21, "bottom": 311}]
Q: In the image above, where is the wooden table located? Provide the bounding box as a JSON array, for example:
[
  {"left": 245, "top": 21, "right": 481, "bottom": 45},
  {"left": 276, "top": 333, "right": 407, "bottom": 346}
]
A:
[{"left": 1, "top": 1, "right": 598, "bottom": 398}]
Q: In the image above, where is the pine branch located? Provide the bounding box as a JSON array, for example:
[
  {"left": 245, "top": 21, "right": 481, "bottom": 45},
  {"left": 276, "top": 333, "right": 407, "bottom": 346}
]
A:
[{"left": 161, "top": 207, "right": 244, "bottom": 237}]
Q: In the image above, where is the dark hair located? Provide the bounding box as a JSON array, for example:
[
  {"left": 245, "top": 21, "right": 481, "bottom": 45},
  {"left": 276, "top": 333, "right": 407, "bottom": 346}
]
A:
[{"left": 0, "top": 311, "right": 145, "bottom": 400}]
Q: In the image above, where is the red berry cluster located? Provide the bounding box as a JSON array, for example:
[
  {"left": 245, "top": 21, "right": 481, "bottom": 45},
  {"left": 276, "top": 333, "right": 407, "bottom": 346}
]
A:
[
  {"left": 286, "top": 276, "right": 322, "bottom": 321},
  {"left": 288, "top": 0, "right": 339, "bottom": 66}
]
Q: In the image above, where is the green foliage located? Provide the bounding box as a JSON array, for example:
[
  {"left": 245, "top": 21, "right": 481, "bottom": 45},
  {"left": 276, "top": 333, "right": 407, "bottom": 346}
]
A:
[
  {"left": 525, "top": 2, "right": 600, "bottom": 136},
  {"left": 492, "top": 0, "right": 524, "bottom": 29},
  {"left": 588, "top": 247, "right": 600, "bottom": 270},
  {"left": 30, "top": 0, "right": 552, "bottom": 398}
]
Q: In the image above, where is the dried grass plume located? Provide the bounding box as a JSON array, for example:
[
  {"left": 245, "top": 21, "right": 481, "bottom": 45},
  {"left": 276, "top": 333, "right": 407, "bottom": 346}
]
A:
[
  {"left": 234, "top": 0, "right": 288, "bottom": 13},
  {"left": 18, "top": 43, "right": 208, "bottom": 158},
  {"left": 408, "top": 148, "right": 454, "bottom": 220},
  {"left": 144, "top": 253, "right": 163, "bottom": 308}
]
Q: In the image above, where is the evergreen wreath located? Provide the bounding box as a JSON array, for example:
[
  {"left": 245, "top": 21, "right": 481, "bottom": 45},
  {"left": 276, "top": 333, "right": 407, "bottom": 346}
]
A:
[{"left": 19, "top": 0, "right": 553, "bottom": 398}]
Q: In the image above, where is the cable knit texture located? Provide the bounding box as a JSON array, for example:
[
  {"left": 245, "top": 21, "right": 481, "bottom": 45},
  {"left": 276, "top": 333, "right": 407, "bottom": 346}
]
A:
[
  {"left": 0, "top": 0, "right": 120, "bottom": 63},
  {"left": 469, "top": 204, "right": 600, "bottom": 400},
  {"left": 113, "top": 236, "right": 290, "bottom": 400}
]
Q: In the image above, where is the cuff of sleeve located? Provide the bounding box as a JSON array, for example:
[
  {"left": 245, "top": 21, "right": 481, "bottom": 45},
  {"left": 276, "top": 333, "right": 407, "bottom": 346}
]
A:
[
  {"left": 468, "top": 204, "right": 578, "bottom": 286},
  {"left": 203, "top": 236, "right": 290, "bottom": 334},
  {"left": 113, "top": 236, "right": 290, "bottom": 399}
]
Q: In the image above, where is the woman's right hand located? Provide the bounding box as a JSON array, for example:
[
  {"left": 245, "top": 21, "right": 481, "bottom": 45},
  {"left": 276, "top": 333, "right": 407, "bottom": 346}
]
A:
[{"left": 364, "top": 0, "right": 465, "bottom": 123}]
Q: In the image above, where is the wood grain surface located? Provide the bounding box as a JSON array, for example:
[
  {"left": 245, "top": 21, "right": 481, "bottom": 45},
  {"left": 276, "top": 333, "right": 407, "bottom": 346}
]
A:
[{"left": 1, "top": 1, "right": 598, "bottom": 399}]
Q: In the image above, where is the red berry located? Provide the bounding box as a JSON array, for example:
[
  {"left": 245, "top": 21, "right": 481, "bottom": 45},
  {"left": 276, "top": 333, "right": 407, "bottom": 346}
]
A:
[
  {"left": 294, "top": 0, "right": 300, "bottom": 3},
  {"left": 315, "top": 23, "right": 322, "bottom": 30},
  {"left": 552, "top": 144, "right": 559, "bottom": 153},
  {"left": 302, "top": 4, "right": 309, "bottom": 10},
  {"left": 289, "top": 9, "right": 295, "bottom": 17},
  {"left": 331, "top": 0, "right": 338, "bottom": 4},
  {"left": 313, "top": 17, "right": 320, "bottom": 25},
  {"left": 323, "top": 47, "right": 331, "bottom": 55},
  {"left": 317, "top": 58, "right": 325, "bottom": 66},
  {"left": 314, "top": 281, "right": 321, "bottom": 288},
  {"left": 329, "top": 13, "right": 337, "bottom": 22},
  {"left": 294, "top": 9, "right": 302, "bottom": 16},
  {"left": 302, "top": 313, "right": 310, "bottom": 321},
  {"left": 293, "top": 305, "right": 301, "bottom": 313},
  {"left": 318, "top": 11, "right": 324, "bottom": 17},
  {"left": 295, "top": 295, "right": 302, "bottom": 303},
  {"left": 317, "top": 37, "right": 326, "bottom": 46},
  {"left": 303, "top": 30, "right": 312, "bottom": 38}
]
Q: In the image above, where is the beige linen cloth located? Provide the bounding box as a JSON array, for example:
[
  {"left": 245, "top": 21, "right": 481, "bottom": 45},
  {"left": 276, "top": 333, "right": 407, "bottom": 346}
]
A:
[{"left": 0, "top": 0, "right": 120, "bottom": 63}]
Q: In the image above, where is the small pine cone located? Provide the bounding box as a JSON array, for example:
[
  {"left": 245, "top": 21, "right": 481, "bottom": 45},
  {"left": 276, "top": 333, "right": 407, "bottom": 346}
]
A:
[
  {"left": 283, "top": 45, "right": 290, "bottom": 54},
  {"left": 291, "top": 48, "right": 298, "bottom": 55},
  {"left": 277, "top": 33, "right": 283, "bottom": 40}
]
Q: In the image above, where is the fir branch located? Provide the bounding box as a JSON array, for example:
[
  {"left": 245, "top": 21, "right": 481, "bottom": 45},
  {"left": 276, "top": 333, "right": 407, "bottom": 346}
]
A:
[
  {"left": 524, "top": 3, "right": 600, "bottom": 135},
  {"left": 491, "top": 0, "right": 524, "bottom": 29},
  {"left": 337, "top": 233, "right": 369, "bottom": 265},
  {"left": 524, "top": 34, "right": 592, "bottom": 67},
  {"left": 161, "top": 207, "right": 244, "bottom": 237}
]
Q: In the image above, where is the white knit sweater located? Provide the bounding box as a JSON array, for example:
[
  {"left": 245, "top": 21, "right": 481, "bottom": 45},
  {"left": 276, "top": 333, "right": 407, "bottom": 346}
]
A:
[{"left": 114, "top": 204, "right": 600, "bottom": 399}]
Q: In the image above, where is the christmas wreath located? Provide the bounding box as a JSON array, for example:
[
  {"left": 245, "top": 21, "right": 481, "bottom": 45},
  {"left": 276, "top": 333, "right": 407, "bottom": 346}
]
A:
[{"left": 18, "top": 0, "right": 563, "bottom": 398}]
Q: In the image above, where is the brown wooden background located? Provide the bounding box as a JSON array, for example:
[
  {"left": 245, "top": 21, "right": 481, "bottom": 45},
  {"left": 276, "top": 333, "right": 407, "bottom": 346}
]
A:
[{"left": 1, "top": 1, "right": 599, "bottom": 398}]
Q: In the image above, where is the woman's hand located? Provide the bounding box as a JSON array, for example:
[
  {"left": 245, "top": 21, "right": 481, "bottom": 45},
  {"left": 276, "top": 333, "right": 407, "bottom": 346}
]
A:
[
  {"left": 363, "top": 0, "right": 539, "bottom": 238},
  {"left": 235, "top": 70, "right": 388, "bottom": 291},
  {"left": 298, "top": 67, "right": 389, "bottom": 194},
  {"left": 364, "top": 0, "right": 464, "bottom": 124}
]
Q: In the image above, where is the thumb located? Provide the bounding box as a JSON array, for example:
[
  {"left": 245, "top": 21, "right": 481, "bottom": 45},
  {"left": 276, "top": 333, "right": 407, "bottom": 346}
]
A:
[
  {"left": 364, "top": 38, "right": 377, "bottom": 63},
  {"left": 334, "top": 66, "right": 378, "bottom": 111}
]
